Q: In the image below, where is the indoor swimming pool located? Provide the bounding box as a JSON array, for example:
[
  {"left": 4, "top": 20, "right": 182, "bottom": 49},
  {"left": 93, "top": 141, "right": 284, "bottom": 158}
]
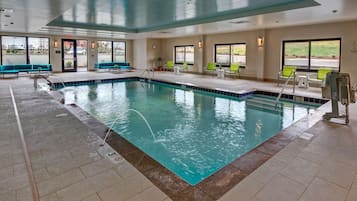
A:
[{"left": 58, "top": 79, "right": 321, "bottom": 185}]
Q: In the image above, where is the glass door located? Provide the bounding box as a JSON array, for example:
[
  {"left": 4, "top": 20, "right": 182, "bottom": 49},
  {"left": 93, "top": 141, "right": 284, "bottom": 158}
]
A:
[{"left": 62, "top": 39, "right": 77, "bottom": 72}]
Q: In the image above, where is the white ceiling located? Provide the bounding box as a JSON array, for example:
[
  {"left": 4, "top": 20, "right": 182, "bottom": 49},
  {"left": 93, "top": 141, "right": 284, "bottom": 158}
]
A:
[{"left": 0, "top": 0, "right": 357, "bottom": 39}]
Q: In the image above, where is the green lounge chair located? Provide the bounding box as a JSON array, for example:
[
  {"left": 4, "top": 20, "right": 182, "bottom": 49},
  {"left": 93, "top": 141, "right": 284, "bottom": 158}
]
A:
[
  {"left": 277, "top": 66, "right": 296, "bottom": 86},
  {"left": 164, "top": 60, "right": 174, "bottom": 71},
  {"left": 207, "top": 62, "right": 216, "bottom": 71},
  {"left": 225, "top": 63, "right": 239, "bottom": 79},
  {"left": 308, "top": 68, "right": 333, "bottom": 87}
]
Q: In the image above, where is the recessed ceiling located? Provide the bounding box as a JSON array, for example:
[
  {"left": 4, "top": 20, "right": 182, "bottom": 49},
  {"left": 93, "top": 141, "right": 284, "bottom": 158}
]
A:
[
  {"left": 0, "top": 0, "right": 357, "bottom": 39},
  {"left": 47, "top": 0, "right": 319, "bottom": 33}
]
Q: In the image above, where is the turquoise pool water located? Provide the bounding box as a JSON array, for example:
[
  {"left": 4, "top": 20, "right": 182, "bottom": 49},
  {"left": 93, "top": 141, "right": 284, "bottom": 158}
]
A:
[{"left": 59, "top": 80, "right": 319, "bottom": 185}]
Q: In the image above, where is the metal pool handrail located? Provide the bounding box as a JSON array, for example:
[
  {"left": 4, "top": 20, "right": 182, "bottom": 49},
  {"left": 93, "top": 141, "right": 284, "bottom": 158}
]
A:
[{"left": 9, "top": 85, "right": 40, "bottom": 201}]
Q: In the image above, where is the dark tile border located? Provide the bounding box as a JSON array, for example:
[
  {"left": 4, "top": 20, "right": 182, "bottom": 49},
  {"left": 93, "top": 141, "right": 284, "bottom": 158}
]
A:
[{"left": 50, "top": 78, "right": 329, "bottom": 201}]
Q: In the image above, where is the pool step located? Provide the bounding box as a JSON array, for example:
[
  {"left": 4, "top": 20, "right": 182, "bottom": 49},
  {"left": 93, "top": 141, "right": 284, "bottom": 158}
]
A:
[{"left": 246, "top": 98, "right": 283, "bottom": 113}]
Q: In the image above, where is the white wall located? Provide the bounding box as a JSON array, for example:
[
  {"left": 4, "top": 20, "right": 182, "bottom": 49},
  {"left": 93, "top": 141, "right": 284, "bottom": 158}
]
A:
[{"left": 133, "top": 39, "right": 147, "bottom": 69}]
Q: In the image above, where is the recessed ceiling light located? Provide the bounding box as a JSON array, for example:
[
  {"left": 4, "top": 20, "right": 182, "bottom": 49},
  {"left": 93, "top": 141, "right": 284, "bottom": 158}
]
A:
[
  {"left": 4, "top": 14, "right": 11, "bottom": 18},
  {"left": 332, "top": 10, "right": 338, "bottom": 13},
  {"left": 275, "top": 20, "right": 279, "bottom": 23},
  {"left": 10, "top": 22, "right": 14, "bottom": 25}
]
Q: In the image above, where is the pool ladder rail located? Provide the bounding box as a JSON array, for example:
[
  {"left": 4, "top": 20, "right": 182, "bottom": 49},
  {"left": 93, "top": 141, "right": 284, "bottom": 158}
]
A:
[
  {"left": 276, "top": 72, "right": 295, "bottom": 103},
  {"left": 140, "top": 68, "right": 155, "bottom": 79}
]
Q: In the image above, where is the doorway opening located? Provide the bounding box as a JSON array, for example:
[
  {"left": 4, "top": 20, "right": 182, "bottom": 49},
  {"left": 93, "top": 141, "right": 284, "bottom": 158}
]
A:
[{"left": 62, "top": 39, "right": 88, "bottom": 72}]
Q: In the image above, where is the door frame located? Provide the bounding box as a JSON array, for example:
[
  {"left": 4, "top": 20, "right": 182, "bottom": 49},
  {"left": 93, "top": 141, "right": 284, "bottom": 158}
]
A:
[{"left": 62, "top": 39, "right": 77, "bottom": 72}]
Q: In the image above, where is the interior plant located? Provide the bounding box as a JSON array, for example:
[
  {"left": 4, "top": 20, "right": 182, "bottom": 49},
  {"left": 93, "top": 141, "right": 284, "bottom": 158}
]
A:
[{"left": 66, "top": 61, "right": 73, "bottom": 67}]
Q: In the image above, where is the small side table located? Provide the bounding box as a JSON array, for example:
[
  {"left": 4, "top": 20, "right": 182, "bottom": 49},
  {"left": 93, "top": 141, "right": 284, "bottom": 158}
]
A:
[
  {"left": 298, "top": 75, "right": 308, "bottom": 88},
  {"left": 174, "top": 66, "right": 180, "bottom": 75},
  {"left": 217, "top": 69, "right": 225, "bottom": 79}
]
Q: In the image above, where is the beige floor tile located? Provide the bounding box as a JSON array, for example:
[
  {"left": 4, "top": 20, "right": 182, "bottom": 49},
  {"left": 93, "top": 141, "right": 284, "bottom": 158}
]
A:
[
  {"left": 297, "top": 149, "right": 329, "bottom": 165},
  {"left": 0, "top": 166, "right": 13, "bottom": 180},
  {"left": 56, "top": 170, "right": 121, "bottom": 201},
  {"left": 80, "top": 158, "right": 114, "bottom": 177},
  {"left": 270, "top": 142, "right": 301, "bottom": 165},
  {"left": 280, "top": 157, "right": 320, "bottom": 186},
  {"left": 255, "top": 174, "right": 305, "bottom": 201},
  {"left": 127, "top": 186, "right": 168, "bottom": 201},
  {"left": 99, "top": 173, "right": 153, "bottom": 201},
  {"left": 80, "top": 194, "right": 102, "bottom": 201},
  {"left": 34, "top": 168, "right": 51, "bottom": 183},
  {"left": 347, "top": 176, "right": 357, "bottom": 201},
  {"left": 3, "top": 172, "right": 29, "bottom": 191},
  {"left": 56, "top": 179, "right": 95, "bottom": 201},
  {"left": 317, "top": 159, "right": 356, "bottom": 189},
  {"left": 114, "top": 160, "right": 141, "bottom": 179},
  {"left": 218, "top": 177, "right": 264, "bottom": 201},
  {"left": 0, "top": 190, "right": 16, "bottom": 201},
  {"left": 38, "top": 168, "right": 85, "bottom": 196},
  {"left": 299, "top": 177, "right": 347, "bottom": 201},
  {"left": 41, "top": 193, "right": 60, "bottom": 201},
  {"left": 332, "top": 148, "right": 357, "bottom": 169},
  {"left": 16, "top": 187, "right": 32, "bottom": 201},
  {"left": 248, "top": 158, "right": 288, "bottom": 184}
]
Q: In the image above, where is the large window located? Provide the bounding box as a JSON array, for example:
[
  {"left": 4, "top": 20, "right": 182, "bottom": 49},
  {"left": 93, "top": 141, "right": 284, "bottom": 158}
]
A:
[
  {"left": 113, "top": 42, "right": 126, "bottom": 62},
  {"left": 1, "top": 36, "right": 49, "bottom": 65},
  {"left": 2, "top": 36, "right": 27, "bottom": 64},
  {"left": 215, "top": 43, "right": 246, "bottom": 67},
  {"left": 97, "top": 41, "right": 126, "bottom": 63},
  {"left": 283, "top": 39, "right": 340, "bottom": 71},
  {"left": 28, "top": 37, "right": 49, "bottom": 64},
  {"left": 97, "top": 41, "right": 112, "bottom": 63},
  {"left": 76, "top": 40, "right": 88, "bottom": 68},
  {"left": 175, "top": 45, "right": 194, "bottom": 64}
]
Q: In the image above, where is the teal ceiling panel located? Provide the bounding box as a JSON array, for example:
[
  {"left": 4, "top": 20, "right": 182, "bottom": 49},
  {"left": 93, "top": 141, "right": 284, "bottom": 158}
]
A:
[{"left": 47, "top": 0, "right": 319, "bottom": 33}]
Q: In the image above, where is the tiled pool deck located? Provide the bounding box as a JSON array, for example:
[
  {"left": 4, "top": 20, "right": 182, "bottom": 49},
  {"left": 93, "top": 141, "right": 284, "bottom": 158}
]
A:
[{"left": 1, "top": 71, "right": 357, "bottom": 201}]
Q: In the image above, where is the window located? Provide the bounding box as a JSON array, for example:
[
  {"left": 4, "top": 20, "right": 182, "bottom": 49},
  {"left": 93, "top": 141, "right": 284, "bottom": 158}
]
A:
[
  {"left": 113, "top": 42, "right": 126, "bottom": 62},
  {"left": 97, "top": 41, "right": 126, "bottom": 63},
  {"left": 97, "top": 41, "right": 112, "bottom": 63},
  {"left": 1, "top": 36, "right": 50, "bottom": 65},
  {"left": 1, "top": 36, "right": 27, "bottom": 64},
  {"left": 28, "top": 37, "right": 49, "bottom": 64},
  {"left": 283, "top": 39, "right": 340, "bottom": 71},
  {"left": 174, "top": 45, "right": 194, "bottom": 64},
  {"left": 76, "top": 40, "right": 88, "bottom": 67},
  {"left": 215, "top": 43, "right": 246, "bottom": 67}
]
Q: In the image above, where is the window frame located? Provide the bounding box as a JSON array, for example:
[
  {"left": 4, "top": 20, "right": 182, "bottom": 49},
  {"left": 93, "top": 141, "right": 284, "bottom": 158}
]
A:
[
  {"left": 113, "top": 41, "right": 126, "bottom": 62},
  {"left": 282, "top": 38, "right": 341, "bottom": 72},
  {"left": 214, "top": 43, "right": 246, "bottom": 67},
  {"left": 0, "top": 35, "right": 50, "bottom": 65},
  {"left": 174, "top": 45, "right": 194, "bottom": 65},
  {"left": 28, "top": 37, "right": 50, "bottom": 65},
  {"left": 97, "top": 40, "right": 126, "bottom": 63}
]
